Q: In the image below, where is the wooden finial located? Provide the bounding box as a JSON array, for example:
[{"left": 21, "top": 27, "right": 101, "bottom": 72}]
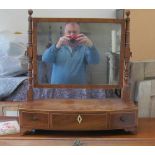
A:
[
  {"left": 125, "top": 10, "right": 130, "bottom": 18},
  {"left": 28, "top": 9, "right": 33, "bottom": 16}
]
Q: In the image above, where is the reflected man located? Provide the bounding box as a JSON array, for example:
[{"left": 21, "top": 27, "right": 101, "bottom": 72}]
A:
[{"left": 42, "top": 23, "right": 99, "bottom": 84}]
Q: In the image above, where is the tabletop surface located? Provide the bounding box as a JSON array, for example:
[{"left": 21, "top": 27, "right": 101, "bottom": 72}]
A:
[{"left": 0, "top": 117, "right": 155, "bottom": 145}]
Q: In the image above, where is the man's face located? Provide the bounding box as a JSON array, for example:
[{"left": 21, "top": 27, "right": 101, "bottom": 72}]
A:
[{"left": 64, "top": 23, "right": 80, "bottom": 36}]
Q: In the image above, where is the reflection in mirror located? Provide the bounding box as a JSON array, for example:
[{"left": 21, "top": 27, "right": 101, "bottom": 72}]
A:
[{"left": 36, "top": 22, "right": 121, "bottom": 85}]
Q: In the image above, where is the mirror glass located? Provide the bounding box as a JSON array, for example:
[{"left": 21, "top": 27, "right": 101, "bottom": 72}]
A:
[{"left": 36, "top": 22, "right": 122, "bottom": 85}]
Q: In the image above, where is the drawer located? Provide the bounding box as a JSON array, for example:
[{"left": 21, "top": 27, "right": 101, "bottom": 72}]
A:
[
  {"left": 20, "top": 111, "right": 49, "bottom": 129},
  {"left": 109, "top": 111, "right": 137, "bottom": 129},
  {"left": 51, "top": 113, "right": 107, "bottom": 130}
]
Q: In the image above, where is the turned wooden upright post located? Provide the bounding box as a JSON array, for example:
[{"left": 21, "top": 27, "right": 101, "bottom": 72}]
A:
[
  {"left": 27, "top": 9, "right": 33, "bottom": 101},
  {"left": 122, "top": 10, "right": 132, "bottom": 102}
]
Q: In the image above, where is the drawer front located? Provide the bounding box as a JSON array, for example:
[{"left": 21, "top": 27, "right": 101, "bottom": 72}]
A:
[
  {"left": 51, "top": 113, "right": 107, "bottom": 130},
  {"left": 109, "top": 111, "right": 137, "bottom": 129},
  {"left": 20, "top": 111, "right": 49, "bottom": 129}
]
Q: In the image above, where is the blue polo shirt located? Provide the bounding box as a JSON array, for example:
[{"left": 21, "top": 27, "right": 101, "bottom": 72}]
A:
[{"left": 42, "top": 44, "right": 99, "bottom": 84}]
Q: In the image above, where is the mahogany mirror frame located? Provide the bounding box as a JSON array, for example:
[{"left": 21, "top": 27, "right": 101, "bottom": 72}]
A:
[{"left": 27, "top": 9, "right": 131, "bottom": 102}]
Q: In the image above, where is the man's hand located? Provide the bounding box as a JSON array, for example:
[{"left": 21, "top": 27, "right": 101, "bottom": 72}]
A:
[
  {"left": 56, "top": 36, "right": 70, "bottom": 48},
  {"left": 76, "top": 34, "right": 93, "bottom": 47}
]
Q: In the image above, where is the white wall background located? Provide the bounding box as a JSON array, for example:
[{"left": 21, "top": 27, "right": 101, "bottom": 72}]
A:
[{"left": 0, "top": 9, "right": 116, "bottom": 33}]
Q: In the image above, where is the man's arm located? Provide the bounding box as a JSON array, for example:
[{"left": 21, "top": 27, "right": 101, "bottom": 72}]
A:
[
  {"left": 75, "top": 34, "right": 100, "bottom": 64},
  {"left": 42, "top": 35, "right": 70, "bottom": 63},
  {"left": 85, "top": 45, "right": 100, "bottom": 64},
  {"left": 42, "top": 44, "right": 59, "bottom": 63}
]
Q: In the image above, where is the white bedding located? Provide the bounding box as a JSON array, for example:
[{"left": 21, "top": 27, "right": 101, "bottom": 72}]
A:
[
  {"left": 0, "top": 31, "right": 28, "bottom": 77},
  {"left": 0, "top": 31, "right": 27, "bottom": 57},
  {"left": 0, "top": 76, "right": 28, "bottom": 99},
  {"left": 0, "top": 55, "right": 28, "bottom": 77}
]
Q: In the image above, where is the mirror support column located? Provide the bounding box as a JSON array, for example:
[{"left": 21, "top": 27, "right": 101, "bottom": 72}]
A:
[
  {"left": 122, "top": 10, "right": 132, "bottom": 102},
  {"left": 27, "top": 9, "right": 33, "bottom": 101}
]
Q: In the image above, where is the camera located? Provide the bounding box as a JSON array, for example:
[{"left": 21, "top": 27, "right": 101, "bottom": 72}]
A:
[{"left": 68, "top": 34, "right": 78, "bottom": 43}]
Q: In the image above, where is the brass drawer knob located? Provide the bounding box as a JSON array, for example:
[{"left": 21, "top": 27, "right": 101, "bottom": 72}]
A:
[
  {"left": 73, "top": 139, "right": 84, "bottom": 146},
  {"left": 77, "top": 115, "right": 82, "bottom": 124},
  {"left": 120, "top": 116, "right": 126, "bottom": 122},
  {"left": 31, "top": 116, "right": 38, "bottom": 121}
]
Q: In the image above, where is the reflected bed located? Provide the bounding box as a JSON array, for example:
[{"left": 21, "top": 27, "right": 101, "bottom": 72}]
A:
[{"left": 2, "top": 79, "right": 118, "bottom": 101}]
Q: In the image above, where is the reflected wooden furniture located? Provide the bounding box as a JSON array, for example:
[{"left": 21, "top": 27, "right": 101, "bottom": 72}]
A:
[
  {"left": 19, "top": 9, "right": 138, "bottom": 135},
  {"left": 0, "top": 118, "right": 154, "bottom": 146}
]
